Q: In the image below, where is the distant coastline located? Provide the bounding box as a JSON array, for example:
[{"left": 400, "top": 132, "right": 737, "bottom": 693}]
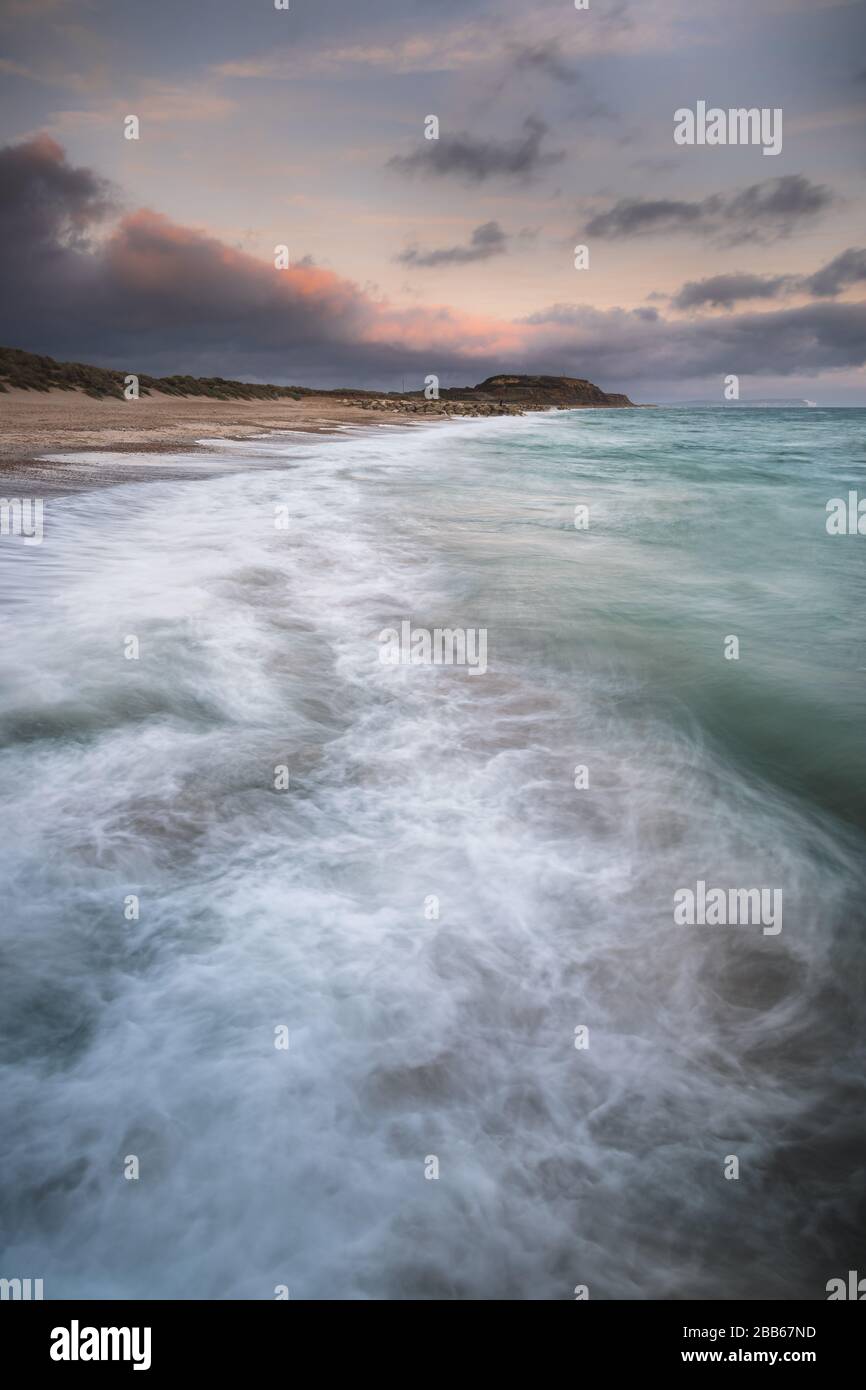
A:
[{"left": 0, "top": 346, "right": 637, "bottom": 488}]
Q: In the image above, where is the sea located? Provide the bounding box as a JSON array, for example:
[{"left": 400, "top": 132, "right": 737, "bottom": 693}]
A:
[{"left": 1, "top": 406, "right": 864, "bottom": 1299}]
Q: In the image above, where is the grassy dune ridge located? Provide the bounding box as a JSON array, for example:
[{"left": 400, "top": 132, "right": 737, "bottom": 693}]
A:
[{"left": 0, "top": 346, "right": 635, "bottom": 409}]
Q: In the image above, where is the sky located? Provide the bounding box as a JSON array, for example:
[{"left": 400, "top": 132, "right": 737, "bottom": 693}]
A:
[{"left": 0, "top": 0, "right": 865, "bottom": 401}]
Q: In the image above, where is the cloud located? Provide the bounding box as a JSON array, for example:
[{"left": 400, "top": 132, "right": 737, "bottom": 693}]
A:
[
  {"left": 0, "top": 133, "right": 116, "bottom": 248},
  {"left": 509, "top": 42, "right": 580, "bottom": 86},
  {"left": 671, "top": 248, "right": 866, "bottom": 307},
  {"left": 506, "top": 40, "right": 614, "bottom": 122},
  {"left": 586, "top": 197, "right": 704, "bottom": 239},
  {"left": 802, "top": 247, "right": 866, "bottom": 297},
  {"left": 723, "top": 174, "right": 833, "bottom": 228},
  {"left": 215, "top": 28, "right": 490, "bottom": 80},
  {"left": 522, "top": 300, "right": 866, "bottom": 382},
  {"left": 388, "top": 116, "right": 565, "bottom": 184},
  {"left": 0, "top": 58, "right": 37, "bottom": 80},
  {"left": 211, "top": 1, "right": 660, "bottom": 84},
  {"left": 26, "top": 81, "right": 238, "bottom": 138},
  {"left": 396, "top": 221, "right": 508, "bottom": 268},
  {"left": 1, "top": 137, "right": 864, "bottom": 394},
  {"left": 585, "top": 175, "right": 834, "bottom": 242},
  {"left": 672, "top": 273, "right": 794, "bottom": 309},
  {"left": 0, "top": 135, "right": 521, "bottom": 384}
]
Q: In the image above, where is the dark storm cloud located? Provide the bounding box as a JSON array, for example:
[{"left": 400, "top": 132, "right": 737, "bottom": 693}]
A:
[
  {"left": 396, "top": 221, "right": 507, "bottom": 268},
  {"left": 0, "top": 136, "right": 377, "bottom": 384},
  {"left": 672, "top": 273, "right": 794, "bottom": 310},
  {"left": 802, "top": 247, "right": 866, "bottom": 297},
  {"left": 585, "top": 175, "right": 834, "bottom": 243},
  {"left": 0, "top": 134, "right": 116, "bottom": 248},
  {"left": 388, "top": 116, "right": 565, "bottom": 184}
]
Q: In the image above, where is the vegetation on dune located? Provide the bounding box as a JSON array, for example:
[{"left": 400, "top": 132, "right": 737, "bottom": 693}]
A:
[
  {"left": 0, "top": 346, "right": 634, "bottom": 410},
  {"left": 0, "top": 347, "right": 313, "bottom": 401}
]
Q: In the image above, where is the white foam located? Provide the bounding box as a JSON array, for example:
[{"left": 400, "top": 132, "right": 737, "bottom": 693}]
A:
[{"left": 0, "top": 414, "right": 862, "bottom": 1299}]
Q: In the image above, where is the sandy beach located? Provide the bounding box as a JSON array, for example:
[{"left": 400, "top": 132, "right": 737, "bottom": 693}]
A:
[
  {"left": 0, "top": 387, "right": 429, "bottom": 492},
  {"left": 0, "top": 369, "right": 639, "bottom": 494}
]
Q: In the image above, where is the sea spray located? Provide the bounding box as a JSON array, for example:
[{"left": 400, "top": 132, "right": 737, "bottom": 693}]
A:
[{"left": 0, "top": 408, "right": 864, "bottom": 1300}]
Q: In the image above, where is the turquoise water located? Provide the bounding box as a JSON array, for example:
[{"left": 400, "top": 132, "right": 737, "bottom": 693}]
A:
[{"left": 0, "top": 407, "right": 864, "bottom": 1298}]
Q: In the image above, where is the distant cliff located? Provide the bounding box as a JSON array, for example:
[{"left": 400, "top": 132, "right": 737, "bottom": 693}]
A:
[{"left": 441, "top": 375, "right": 634, "bottom": 409}]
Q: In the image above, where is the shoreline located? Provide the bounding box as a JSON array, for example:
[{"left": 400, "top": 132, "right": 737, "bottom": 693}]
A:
[
  {"left": 0, "top": 386, "right": 630, "bottom": 494},
  {"left": 0, "top": 388, "right": 435, "bottom": 493}
]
